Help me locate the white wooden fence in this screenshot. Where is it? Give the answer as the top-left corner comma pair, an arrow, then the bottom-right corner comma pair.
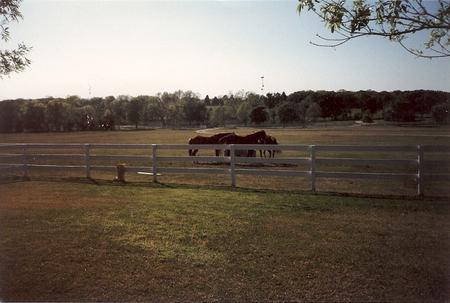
0,143 -> 448,195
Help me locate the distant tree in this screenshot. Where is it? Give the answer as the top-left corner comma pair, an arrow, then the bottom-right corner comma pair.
183,99 -> 207,125
211,96 -> 220,106
209,105 -> 236,127
72,106 -> 87,131
338,90 -> 358,119
148,91 -> 185,127
80,105 -> 96,131
246,92 -> 265,108
46,99 -> 67,131
250,106 -> 268,124
361,110 -> 374,124
405,90 -> 443,119
315,91 -> 337,120
236,101 -> 252,125
287,90 -> 314,104
209,106 -> 227,127
61,101 -> 76,131
358,90 -> 379,115
110,96 -> 128,129
102,109 -> 115,129
431,102 -> 449,124
306,102 -> 322,122
276,102 -> 298,126
223,93 -> 240,117
265,92 -> 287,109
267,107 -> 278,124
161,91 -> 184,126
0,100 -> 23,133
127,97 -> 143,129
148,95 -> 168,127
137,95 -> 151,127
204,95 -> 211,106
297,97 -> 312,123
1,0 -> 32,77
389,100 -> 416,123
23,101 -> 46,132
265,93 -> 278,109
297,0 -> 450,58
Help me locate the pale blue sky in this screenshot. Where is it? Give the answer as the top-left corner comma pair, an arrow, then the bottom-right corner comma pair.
1,0 -> 449,100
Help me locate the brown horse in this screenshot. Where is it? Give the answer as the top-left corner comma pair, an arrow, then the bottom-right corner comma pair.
219,130 -> 267,157
188,132 -> 234,156
258,135 -> 279,158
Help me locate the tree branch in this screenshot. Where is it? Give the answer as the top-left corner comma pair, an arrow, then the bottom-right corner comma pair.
298,0 -> 450,58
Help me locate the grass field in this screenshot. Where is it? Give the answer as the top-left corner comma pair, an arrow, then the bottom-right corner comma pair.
0,125 -> 449,302
1,124 -> 449,146
0,179 -> 448,302
1,124 -> 448,196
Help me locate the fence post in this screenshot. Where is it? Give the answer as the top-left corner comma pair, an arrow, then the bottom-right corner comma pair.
85,144 -> 91,179
230,144 -> 236,187
22,145 -> 29,181
418,145 -> 424,195
310,145 -> 316,191
152,144 -> 158,183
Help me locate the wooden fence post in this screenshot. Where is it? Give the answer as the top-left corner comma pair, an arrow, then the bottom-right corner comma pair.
85,144 -> 91,179
22,145 -> 29,181
152,144 -> 158,183
230,144 -> 236,187
418,145 -> 424,195
310,145 -> 316,191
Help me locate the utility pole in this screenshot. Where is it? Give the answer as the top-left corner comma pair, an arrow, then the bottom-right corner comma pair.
261,76 -> 264,95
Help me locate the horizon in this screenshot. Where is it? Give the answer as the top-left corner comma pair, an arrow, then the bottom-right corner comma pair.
1,87 -> 449,103
1,1 -> 449,100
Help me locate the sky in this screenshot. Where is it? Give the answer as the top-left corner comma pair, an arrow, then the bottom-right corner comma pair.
1,0 -> 449,100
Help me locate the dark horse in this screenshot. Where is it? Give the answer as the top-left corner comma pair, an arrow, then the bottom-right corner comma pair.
188,132 -> 234,156
219,130 -> 267,157
258,135 -> 279,158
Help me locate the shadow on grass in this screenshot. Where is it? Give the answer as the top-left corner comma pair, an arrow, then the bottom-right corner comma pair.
1,173 -> 447,203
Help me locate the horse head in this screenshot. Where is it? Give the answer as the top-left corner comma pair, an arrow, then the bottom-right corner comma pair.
249,130 -> 267,143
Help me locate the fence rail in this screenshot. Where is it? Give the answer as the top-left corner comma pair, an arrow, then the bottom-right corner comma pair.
0,143 -> 449,195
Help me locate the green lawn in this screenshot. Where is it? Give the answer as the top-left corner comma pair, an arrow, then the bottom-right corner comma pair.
0,179 -> 448,302
1,125 -> 448,196
0,125 -> 448,301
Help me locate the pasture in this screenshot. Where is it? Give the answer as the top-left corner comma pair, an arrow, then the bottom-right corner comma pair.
0,125 -> 449,301
1,125 -> 448,196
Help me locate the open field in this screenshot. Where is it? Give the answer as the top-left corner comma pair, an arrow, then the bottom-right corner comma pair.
0,179 -> 448,302
1,124 -> 449,146
0,125 -> 449,301
1,124 -> 449,196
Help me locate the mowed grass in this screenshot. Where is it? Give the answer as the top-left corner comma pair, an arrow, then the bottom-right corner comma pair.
0,125 -> 449,301
0,179 -> 448,302
1,124 -> 448,146
1,125 -> 448,196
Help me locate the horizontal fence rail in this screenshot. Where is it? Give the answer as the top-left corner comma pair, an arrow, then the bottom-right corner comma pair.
0,143 -> 449,195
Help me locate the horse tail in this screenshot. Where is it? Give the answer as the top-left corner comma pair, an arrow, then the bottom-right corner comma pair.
188,137 -> 194,156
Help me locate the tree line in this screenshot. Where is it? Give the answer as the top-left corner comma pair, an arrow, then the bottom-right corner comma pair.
0,89 -> 448,133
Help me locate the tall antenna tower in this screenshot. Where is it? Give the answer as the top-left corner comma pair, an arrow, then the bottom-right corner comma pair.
261,76 -> 264,95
